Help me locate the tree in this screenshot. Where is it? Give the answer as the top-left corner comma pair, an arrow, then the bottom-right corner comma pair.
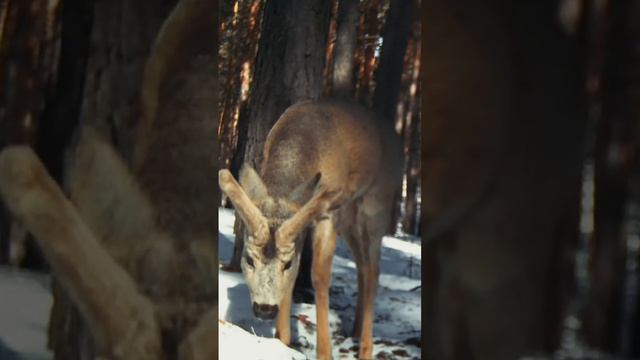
0,0 -> 60,268
330,0 -> 360,98
371,0 -> 415,122
423,1 -> 586,359
224,0 -> 331,282
582,0 -> 640,355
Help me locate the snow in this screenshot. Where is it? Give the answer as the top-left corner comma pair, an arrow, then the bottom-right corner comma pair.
218,208 -> 422,360
0,267 -> 52,360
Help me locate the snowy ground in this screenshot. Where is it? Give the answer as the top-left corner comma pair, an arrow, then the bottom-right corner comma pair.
218,208 -> 422,360
0,267 -> 52,360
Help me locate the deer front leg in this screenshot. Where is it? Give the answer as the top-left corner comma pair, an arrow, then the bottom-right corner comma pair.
275,283 -> 294,345
312,218 -> 337,360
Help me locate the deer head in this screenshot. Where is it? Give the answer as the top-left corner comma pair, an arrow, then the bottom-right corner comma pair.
219,166 -> 339,319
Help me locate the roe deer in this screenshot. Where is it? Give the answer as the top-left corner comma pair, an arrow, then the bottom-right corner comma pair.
0,0 -> 217,358
219,99 -> 402,360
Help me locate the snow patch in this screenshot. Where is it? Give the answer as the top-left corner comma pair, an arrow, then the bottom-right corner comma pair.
218,208 -> 422,359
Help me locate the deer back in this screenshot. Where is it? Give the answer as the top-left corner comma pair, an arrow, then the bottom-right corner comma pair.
260,99 -> 398,204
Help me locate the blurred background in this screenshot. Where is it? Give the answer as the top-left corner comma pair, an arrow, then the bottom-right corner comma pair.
424,0 -> 640,359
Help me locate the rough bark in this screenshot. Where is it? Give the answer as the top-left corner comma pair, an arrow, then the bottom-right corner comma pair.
423,1 -> 586,359
331,0 -> 360,98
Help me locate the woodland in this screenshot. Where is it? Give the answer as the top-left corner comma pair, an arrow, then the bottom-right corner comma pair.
0,0 -> 420,359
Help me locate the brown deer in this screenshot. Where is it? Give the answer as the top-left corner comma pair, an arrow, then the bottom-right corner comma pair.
219,99 -> 402,360
0,0 -> 217,359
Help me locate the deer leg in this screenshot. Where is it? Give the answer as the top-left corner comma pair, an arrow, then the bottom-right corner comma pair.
275,283 -> 294,345
358,255 -> 380,360
312,218 -> 338,360
348,230 -> 365,338
357,197 -> 386,360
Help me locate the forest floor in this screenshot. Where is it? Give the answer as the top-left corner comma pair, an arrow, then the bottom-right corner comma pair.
218,208 -> 422,360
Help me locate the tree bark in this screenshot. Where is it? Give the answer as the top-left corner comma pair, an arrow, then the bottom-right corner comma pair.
331,0 -> 359,98
371,0 -> 415,123
423,1 -> 586,359
583,0 -> 640,354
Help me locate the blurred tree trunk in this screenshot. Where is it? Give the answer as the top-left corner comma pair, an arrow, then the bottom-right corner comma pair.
583,0 -> 640,355
330,0 -> 359,98
628,2 -> 640,355
225,0 -> 331,278
423,1 -> 586,359
583,0 -> 628,346
35,0 -> 93,184
0,0 -> 61,269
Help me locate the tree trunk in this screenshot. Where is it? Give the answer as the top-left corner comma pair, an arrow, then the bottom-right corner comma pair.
331,0 -> 359,98
0,0 -> 60,269
35,0 -> 93,184
423,1 -> 586,359
355,0 -> 383,105
225,0 -> 331,283
371,0 -> 414,123
583,0 -> 640,354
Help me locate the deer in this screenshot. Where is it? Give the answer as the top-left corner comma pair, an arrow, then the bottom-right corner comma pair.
219,99 -> 402,360
0,0 -> 217,359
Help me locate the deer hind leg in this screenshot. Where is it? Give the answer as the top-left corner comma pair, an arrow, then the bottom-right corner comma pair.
312,216 -> 338,360
351,230 -> 381,360
355,194 -> 389,360
275,283 -> 294,345
351,254 -> 366,338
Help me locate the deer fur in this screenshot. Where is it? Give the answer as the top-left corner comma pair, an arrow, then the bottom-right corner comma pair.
0,0 -> 217,358
219,99 -> 402,359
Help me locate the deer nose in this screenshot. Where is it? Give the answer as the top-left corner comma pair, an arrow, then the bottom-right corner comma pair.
252,302 -> 279,319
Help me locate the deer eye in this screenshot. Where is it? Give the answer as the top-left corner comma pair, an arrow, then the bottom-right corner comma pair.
283,260 -> 292,271
245,255 -> 255,268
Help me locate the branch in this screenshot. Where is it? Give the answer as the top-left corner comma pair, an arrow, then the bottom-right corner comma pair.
178,306 -> 218,360
0,146 -> 162,360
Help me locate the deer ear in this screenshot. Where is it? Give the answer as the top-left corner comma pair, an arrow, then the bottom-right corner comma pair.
239,164 -> 268,200
289,172 -> 321,205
